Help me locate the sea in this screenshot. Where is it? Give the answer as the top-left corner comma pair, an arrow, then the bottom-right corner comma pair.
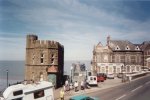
0,60 -> 90,91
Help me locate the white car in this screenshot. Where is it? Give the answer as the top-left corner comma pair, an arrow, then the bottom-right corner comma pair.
87,76 -> 98,86
107,74 -> 115,79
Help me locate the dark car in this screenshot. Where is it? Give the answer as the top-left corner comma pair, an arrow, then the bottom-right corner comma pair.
117,73 -> 123,78
69,95 -> 99,100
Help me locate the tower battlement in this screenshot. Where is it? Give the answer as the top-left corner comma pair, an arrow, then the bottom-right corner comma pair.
26,34 -> 60,49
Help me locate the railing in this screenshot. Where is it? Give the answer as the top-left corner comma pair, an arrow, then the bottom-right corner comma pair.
126,71 -> 147,81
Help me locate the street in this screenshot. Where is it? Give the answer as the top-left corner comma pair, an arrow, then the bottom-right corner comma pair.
86,75 -> 150,100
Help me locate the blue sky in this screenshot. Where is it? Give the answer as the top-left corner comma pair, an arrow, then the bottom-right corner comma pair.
0,0 -> 150,61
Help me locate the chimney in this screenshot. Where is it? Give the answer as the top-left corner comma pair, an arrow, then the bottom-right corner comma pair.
107,35 -> 110,46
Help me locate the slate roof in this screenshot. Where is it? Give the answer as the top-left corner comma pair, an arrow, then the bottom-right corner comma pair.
109,40 -> 141,51
140,41 -> 150,51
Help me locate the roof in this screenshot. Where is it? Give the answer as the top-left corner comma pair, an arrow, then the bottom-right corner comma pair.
24,81 -> 53,94
140,41 -> 150,51
70,95 -> 99,100
109,40 -> 141,51
3,84 -> 25,98
3,81 -> 53,98
70,95 -> 88,100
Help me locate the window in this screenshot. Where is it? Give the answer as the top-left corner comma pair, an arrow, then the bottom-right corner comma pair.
40,53 -> 44,64
34,90 -> 45,99
148,62 -> 150,68
41,53 -> 44,57
125,46 -> 130,50
131,56 -> 136,63
51,54 -> 54,58
126,55 -> 130,63
120,56 -> 125,62
112,55 -> 115,62
13,90 -> 23,96
51,58 -> 54,64
115,45 -> 120,50
135,46 -> 140,50
147,51 -> 150,55
41,58 -> 44,64
12,98 -> 22,100
113,66 -> 116,73
32,54 -> 35,64
116,55 -> 119,62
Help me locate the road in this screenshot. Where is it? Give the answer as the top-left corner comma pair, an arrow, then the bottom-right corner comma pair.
87,75 -> 150,100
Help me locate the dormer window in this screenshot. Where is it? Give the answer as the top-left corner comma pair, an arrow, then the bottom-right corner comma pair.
125,46 -> 130,50
115,45 -> 120,50
135,46 -> 140,50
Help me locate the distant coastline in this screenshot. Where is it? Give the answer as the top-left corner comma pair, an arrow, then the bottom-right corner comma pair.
0,60 -> 91,90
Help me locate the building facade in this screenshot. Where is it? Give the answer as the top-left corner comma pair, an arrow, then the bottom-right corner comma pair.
25,35 -> 64,88
92,36 -> 150,75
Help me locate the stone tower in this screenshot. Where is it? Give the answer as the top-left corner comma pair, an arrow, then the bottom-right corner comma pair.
25,35 -> 64,88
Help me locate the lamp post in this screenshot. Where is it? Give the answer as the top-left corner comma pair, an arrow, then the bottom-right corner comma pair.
86,68 -> 87,80
71,66 -> 73,83
6,70 -> 8,87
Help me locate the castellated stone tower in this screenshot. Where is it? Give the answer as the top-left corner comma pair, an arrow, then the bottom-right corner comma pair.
25,34 -> 64,88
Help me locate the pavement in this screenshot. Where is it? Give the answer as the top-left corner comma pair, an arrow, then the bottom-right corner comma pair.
53,78 -> 122,100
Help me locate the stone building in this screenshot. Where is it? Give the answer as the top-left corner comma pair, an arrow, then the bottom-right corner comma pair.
25,35 -> 64,88
92,36 -> 150,75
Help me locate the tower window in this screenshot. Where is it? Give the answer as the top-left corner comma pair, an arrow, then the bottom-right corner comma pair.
41,53 -> 44,57
32,54 -> 35,64
51,58 -> 54,64
40,53 -> 44,64
51,54 -> 54,58
41,58 -> 44,64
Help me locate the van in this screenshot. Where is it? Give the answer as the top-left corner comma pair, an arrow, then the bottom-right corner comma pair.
87,76 -> 98,86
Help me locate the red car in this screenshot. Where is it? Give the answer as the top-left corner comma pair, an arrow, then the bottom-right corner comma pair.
97,75 -> 105,82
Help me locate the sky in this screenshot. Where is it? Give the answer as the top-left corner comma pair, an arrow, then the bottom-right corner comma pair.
0,0 -> 150,61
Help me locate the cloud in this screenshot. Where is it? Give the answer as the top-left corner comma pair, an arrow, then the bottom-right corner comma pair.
0,0 -> 150,60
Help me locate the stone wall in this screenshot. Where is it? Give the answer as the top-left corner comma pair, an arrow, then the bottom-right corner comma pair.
25,34 -> 64,88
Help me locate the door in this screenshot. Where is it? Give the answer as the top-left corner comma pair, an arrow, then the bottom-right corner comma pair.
48,74 -> 56,87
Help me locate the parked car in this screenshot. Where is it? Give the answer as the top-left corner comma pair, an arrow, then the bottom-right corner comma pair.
117,73 -> 123,78
103,73 -> 107,80
107,74 -> 115,79
87,76 -> 98,86
69,95 -> 99,100
97,76 -> 105,82
97,73 -> 105,82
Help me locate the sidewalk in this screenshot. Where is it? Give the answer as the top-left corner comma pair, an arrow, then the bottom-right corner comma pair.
54,78 -> 122,100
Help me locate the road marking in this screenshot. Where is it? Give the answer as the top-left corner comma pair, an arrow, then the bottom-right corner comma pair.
131,85 -> 143,92
115,94 -> 126,100
145,81 -> 150,85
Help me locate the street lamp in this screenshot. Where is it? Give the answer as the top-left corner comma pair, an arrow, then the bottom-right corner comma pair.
6,70 -> 8,87
71,66 -> 73,83
86,68 -> 87,80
